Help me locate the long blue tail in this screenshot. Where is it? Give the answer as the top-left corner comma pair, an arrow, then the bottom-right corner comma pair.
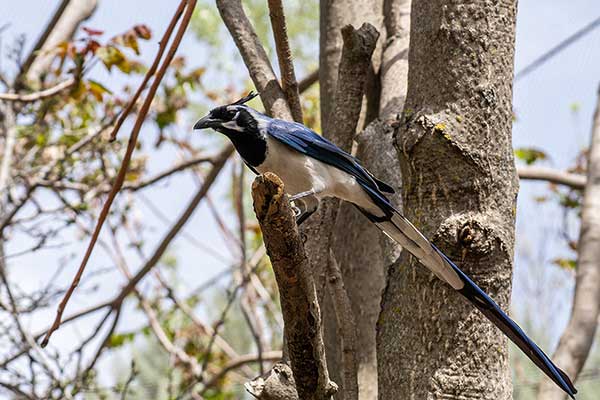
361,202 -> 577,399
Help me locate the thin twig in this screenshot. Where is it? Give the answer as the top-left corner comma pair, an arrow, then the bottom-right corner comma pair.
108,1 -> 187,141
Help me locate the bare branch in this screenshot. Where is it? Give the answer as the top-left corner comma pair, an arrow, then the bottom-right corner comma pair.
0,103 -> 17,202
108,2 -> 187,141
252,172 -> 337,400
216,0 -> 292,120
516,16 -> 600,81
326,251 -> 358,400
517,166 -> 585,190
201,351 -> 282,395
267,0 -> 303,122
298,69 -> 319,93
537,86 -> 600,399
113,144 -> 232,305
0,78 -> 74,102
122,153 -> 216,191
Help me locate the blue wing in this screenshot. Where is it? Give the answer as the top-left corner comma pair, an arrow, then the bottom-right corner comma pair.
266,119 -> 395,194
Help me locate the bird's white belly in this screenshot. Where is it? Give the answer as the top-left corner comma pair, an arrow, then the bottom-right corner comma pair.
255,137 -> 378,213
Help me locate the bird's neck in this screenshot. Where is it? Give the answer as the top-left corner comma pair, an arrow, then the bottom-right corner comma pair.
221,129 -> 267,167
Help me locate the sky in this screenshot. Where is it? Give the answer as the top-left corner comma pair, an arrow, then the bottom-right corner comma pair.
1,0 -> 600,392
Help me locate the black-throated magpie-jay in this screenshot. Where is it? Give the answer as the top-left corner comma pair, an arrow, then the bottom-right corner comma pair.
194,92 -> 577,398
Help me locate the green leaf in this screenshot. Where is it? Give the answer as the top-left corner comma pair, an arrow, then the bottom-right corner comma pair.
552,258 -> 577,270
107,332 -> 135,348
96,45 -> 126,71
155,108 -> 177,129
514,147 -> 547,165
87,79 -> 112,101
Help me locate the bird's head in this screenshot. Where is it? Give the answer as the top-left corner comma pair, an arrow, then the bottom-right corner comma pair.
193,91 -> 262,137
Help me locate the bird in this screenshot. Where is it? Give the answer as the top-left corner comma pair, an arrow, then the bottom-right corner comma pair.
194,91 -> 577,399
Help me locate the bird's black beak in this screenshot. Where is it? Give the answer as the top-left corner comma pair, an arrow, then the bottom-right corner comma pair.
194,115 -> 218,130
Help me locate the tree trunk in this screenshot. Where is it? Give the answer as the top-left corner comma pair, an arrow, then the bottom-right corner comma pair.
378,0 -> 519,398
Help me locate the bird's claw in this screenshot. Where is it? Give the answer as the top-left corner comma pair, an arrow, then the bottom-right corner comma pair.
291,202 -> 302,217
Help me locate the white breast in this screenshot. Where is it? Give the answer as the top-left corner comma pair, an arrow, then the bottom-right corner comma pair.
255,136 -> 379,214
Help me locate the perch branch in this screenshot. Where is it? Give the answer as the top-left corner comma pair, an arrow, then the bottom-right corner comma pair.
252,173 -> 337,400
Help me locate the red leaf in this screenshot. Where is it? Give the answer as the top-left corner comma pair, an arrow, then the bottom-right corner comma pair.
82,26 -> 104,36
133,24 -> 152,40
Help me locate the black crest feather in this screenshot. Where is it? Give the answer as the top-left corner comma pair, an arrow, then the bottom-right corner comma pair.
231,91 -> 259,106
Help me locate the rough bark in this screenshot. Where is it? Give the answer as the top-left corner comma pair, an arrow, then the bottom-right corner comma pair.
252,173 -> 337,400
537,86 -> 600,400
24,0 -> 98,87
378,0 -> 519,398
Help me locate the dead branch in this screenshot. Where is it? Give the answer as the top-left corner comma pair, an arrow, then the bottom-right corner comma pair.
267,0 -> 303,123
41,0 -> 198,347
517,165 -> 586,190
216,0 -> 292,120
252,173 -> 337,400
537,86 -> 600,399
